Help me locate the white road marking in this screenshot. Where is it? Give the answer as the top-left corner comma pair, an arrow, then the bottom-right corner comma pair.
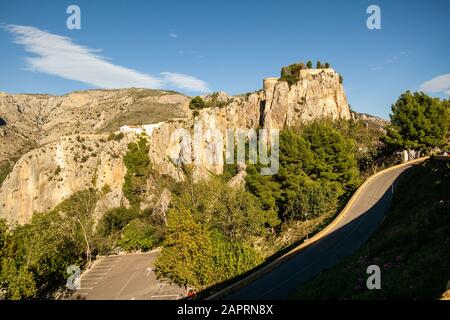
114,270 -> 138,300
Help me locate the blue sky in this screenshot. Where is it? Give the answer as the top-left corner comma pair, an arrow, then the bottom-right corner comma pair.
0,0 -> 449,119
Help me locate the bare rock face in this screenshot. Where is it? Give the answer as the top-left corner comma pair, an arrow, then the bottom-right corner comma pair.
263,69 -> 351,130
0,69 -> 351,224
228,163 -> 247,189
0,89 -> 189,165
146,68 -> 351,182
0,134 -> 134,224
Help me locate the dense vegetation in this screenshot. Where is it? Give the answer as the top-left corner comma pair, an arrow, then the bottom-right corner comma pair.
0,118 -> 388,298
154,120 -> 368,290
155,177 -> 265,289
189,92 -> 231,115
0,189 -> 98,299
0,190 -> 163,299
292,159 -> 450,299
245,121 -> 360,226
123,136 -> 152,207
280,60 -> 332,85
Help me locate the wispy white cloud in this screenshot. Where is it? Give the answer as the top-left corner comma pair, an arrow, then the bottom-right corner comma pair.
160,72 -> 210,92
369,52 -> 409,71
3,24 -> 209,93
419,73 -> 450,95
168,33 -> 178,38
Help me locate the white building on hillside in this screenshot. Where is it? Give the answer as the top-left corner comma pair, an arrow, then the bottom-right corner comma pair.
119,122 -> 163,137
120,125 -> 144,135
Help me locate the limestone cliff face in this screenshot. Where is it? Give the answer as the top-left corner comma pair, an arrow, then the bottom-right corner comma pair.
262,68 -> 350,129
0,89 -> 189,165
147,68 -> 350,181
0,68 -> 351,224
0,134 -> 134,224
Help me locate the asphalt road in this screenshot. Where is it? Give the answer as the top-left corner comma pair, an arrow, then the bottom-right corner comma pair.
225,161 -> 421,300
71,251 -> 185,300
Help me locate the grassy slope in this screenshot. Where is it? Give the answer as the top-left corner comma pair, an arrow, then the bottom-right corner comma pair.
291,159 -> 450,299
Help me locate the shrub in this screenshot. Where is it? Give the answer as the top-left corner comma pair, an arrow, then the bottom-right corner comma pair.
108,132 -> 125,141
280,62 -> 306,86
97,207 -> 140,237
122,137 -> 151,207
189,96 -> 207,110
118,219 -> 156,251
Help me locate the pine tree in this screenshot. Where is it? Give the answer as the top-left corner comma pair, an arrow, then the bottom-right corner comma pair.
384,91 -> 448,150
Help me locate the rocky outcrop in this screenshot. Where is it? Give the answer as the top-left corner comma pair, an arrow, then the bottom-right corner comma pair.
0,89 -> 189,165
263,68 -> 350,129
0,134 -> 135,224
0,68 -> 352,224
147,68 -> 350,181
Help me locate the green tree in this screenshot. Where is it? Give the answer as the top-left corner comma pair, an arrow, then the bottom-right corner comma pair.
97,207 -> 140,237
246,122 -> 360,224
0,210 -> 81,298
173,177 -> 267,242
302,121 -> 360,189
316,61 -> 322,69
189,96 -> 207,110
384,91 -> 448,151
123,137 -> 151,207
118,219 -> 156,251
211,234 -> 262,283
154,208 -> 214,289
52,189 -> 98,266
280,62 -> 306,86
0,258 -> 37,300
324,62 -> 330,68
306,61 -> 313,69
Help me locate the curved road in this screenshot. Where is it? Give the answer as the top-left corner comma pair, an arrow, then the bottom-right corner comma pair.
222,159 -> 425,300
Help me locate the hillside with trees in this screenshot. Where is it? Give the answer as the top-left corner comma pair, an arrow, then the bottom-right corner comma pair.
0,90 -> 448,299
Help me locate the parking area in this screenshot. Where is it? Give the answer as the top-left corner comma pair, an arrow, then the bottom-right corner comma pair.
71,251 -> 185,300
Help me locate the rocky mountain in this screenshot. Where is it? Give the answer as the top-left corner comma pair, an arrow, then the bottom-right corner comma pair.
0,68 -> 351,224
0,88 -> 190,166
